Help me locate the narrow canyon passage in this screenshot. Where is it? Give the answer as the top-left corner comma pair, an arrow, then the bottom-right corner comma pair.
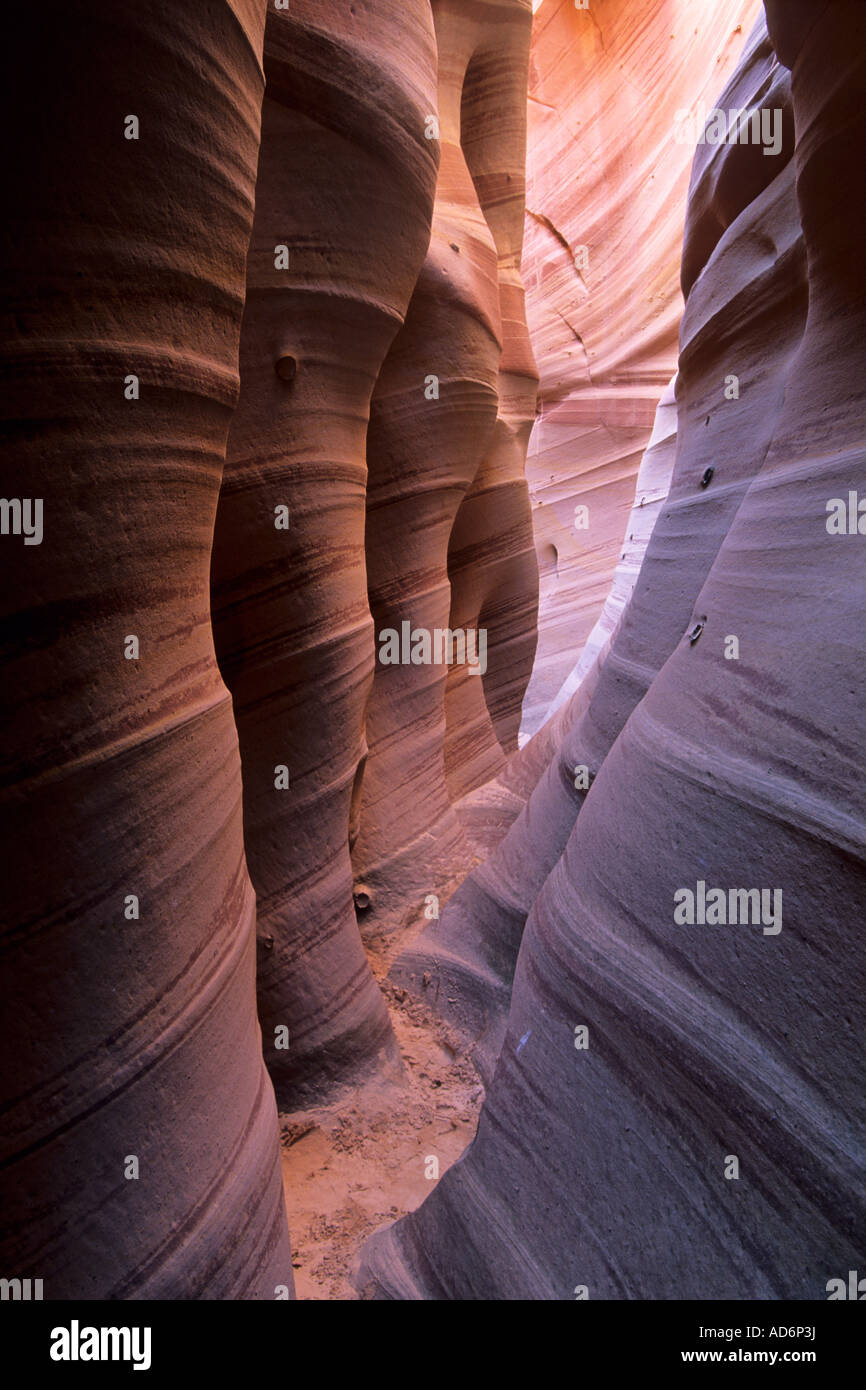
1,0 -> 863,1311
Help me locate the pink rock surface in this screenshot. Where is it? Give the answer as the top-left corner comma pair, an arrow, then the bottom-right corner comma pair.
211,1 -> 440,1104
0,1 -> 293,1298
358,2 -> 865,1299
352,0 -> 539,939
521,0 -> 763,734
4,0 -> 863,1307
391,14 -> 805,1075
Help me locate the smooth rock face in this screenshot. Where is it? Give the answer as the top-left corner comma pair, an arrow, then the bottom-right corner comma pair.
393,13 -> 805,1075
521,0 -> 763,736
358,2 -> 866,1299
390,374 -> 681,1079
441,0 -> 540,784
545,374 -> 680,725
4,0 -> 862,1308
0,2 -> 293,1298
211,2 -> 439,1103
351,0 -> 539,938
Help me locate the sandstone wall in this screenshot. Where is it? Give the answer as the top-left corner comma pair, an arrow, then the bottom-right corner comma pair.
0,1 -> 293,1298
211,0 -> 440,1108
352,0 -> 540,943
358,1 -> 866,1299
4,0 -> 861,1307
522,0 -> 763,734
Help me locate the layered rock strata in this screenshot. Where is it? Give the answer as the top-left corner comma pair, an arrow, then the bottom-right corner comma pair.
359,1 -> 865,1298
392,14 -> 804,1076
211,1 -> 439,1102
351,0 -> 539,940
0,1 -> 293,1298
521,0 -> 763,735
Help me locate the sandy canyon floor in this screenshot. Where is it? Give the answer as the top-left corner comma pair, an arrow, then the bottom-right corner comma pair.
279,916 -> 484,1299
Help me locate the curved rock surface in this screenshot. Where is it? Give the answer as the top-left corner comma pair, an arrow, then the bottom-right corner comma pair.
545,373 -> 679,724
521,0 -> 763,735
358,1 -> 865,1298
4,0 -> 863,1308
442,0 -> 540,785
392,13 -> 805,1074
0,1 -> 293,1298
351,0 -> 539,941
211,1 -> 439,1103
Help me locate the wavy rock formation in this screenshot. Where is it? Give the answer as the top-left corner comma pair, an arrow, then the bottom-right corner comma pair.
351,0 -> 539,939
545,374 -> 679,723
4,0 -> 862,1308
390,372 -> 681,1076
211,1 -> 439,1103
442,0 -> 540,787
0,2 -> 293,1298
358,0 -> 865,1298
392,13 -> 804,1074
521,0 -> 763,735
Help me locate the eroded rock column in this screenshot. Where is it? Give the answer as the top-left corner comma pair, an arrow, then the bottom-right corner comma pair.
0,1 -> 293,1298
211,1 -> 439,1103
442,0 -> 540,799
351,0 -> 537,938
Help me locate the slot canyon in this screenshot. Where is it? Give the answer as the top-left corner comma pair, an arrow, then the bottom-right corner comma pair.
1,0 -> 863,1309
